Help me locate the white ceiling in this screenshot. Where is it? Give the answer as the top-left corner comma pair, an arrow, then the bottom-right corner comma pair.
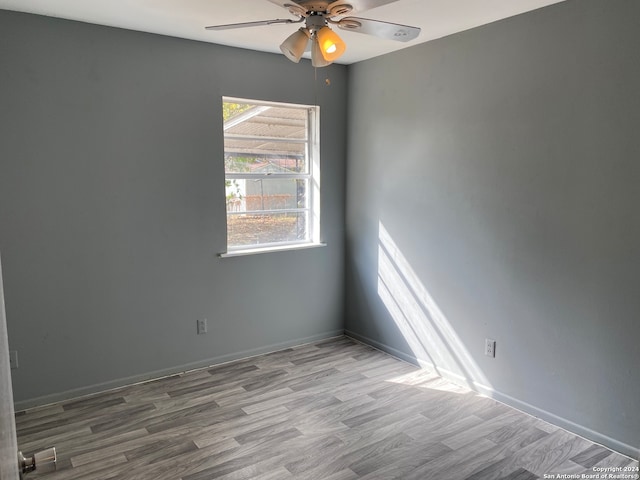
0,0 -> 567,64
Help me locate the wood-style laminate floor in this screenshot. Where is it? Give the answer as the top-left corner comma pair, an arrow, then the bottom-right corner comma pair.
16,336 -> 638,480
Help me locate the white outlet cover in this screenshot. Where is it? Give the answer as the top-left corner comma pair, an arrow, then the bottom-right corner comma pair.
485,339 -> 496,357
197,319 -> 207,334
9,350 -> 18,369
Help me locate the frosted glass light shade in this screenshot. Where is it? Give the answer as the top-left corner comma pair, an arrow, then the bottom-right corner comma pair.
315,26 -> 346,62
280,28 -> 311,63
311,37 -> 332,67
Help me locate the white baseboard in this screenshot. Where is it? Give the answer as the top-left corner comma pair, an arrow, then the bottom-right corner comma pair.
15,329 -> 345,412
345,330 -> 639,460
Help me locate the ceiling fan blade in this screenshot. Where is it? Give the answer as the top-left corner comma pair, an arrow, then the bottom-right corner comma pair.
328,0 -> 400,15
265,0 -> 310,11
266,0 -> 400,14
337,17 -> 420,42
205,18 -> 300,31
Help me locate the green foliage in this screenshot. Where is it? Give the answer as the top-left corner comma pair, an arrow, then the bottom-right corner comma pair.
222,102 -> 252,122
225,155 -> 254,173
225,179 -> 243,209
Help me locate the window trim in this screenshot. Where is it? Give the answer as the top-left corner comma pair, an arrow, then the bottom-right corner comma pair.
220,97 -> 321,255
218,242 -> 326,258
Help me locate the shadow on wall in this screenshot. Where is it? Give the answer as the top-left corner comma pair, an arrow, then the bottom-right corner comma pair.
377,221 -> 491,391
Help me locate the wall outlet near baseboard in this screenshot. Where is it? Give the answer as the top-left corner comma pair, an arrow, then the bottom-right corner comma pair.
9,350 -> 18,369
197,319 -> 207,335
485,339 -> 496,358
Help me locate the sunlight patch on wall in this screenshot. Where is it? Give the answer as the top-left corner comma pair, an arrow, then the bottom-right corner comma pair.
377,221 -> 491,390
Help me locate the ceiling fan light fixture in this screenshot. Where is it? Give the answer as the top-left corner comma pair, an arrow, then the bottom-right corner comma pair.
279,27 -> 311,63
315,26 -> 346,62
311,36 -> 332,67
205,1 -> 420,67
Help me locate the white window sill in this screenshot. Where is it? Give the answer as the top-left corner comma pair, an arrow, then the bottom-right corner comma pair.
219,242 -> 326,258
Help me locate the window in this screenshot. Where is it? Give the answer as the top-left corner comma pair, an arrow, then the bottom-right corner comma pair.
222,97 -> 321,254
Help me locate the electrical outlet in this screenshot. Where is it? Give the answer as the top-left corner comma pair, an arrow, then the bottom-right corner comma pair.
197,319 -> 207,335
9,350 -> 18,369
485,339 -> 496,358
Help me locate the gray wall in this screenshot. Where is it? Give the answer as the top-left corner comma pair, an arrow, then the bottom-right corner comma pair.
0,10 -> 347,407
345,0 -> 639,457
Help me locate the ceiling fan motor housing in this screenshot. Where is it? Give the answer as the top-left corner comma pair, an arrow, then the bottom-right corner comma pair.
287,1 -> 333,11
286,0 -> 353,16
305,14 -> 328,33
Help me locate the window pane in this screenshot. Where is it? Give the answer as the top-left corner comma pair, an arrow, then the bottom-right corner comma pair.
223,101 -> 309,175
226,178 -> 307,213
224,154 -> 307,174
227,212 -> 308,248
224,138 -> 306,158
224,105 -> 307,139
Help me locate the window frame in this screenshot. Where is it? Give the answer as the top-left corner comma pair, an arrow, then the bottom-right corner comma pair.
220,97 -> 322,256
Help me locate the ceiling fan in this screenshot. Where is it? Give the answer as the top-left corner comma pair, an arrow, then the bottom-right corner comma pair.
205,0 -> 421,67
